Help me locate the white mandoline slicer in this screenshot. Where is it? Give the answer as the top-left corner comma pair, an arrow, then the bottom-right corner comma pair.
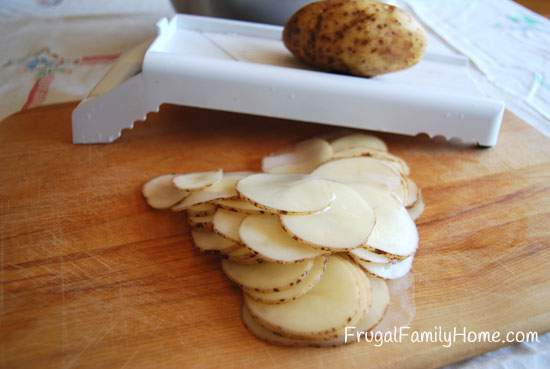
72,14 -> 505,146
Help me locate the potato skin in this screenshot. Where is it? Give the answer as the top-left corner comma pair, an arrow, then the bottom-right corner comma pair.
283,0 -> 427,77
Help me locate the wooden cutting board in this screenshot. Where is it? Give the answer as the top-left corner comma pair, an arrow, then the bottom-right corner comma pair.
1,103 -> 549,369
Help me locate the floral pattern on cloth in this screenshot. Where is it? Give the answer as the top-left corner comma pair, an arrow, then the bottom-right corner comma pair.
0,13 -> 165,122
3,48 -> 119,110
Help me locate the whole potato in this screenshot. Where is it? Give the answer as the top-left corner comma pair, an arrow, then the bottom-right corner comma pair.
283,0 -> 427,77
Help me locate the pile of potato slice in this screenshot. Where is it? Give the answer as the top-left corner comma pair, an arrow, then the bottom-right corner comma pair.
142,133 -> 424,346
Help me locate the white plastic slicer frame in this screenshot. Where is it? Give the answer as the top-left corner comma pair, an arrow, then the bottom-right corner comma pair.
72,14 -> 505,146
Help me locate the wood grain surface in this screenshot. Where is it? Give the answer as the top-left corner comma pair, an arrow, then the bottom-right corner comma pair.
516,0 -> 550,16
1,103 -> 549,369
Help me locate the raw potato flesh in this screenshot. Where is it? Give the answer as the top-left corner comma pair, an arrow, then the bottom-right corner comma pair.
172,170 -> 223,191
236,173 -> 335,214
245,256 -> 363,339
222,258 -> 314,291
226,246 -> 260,264
262,138 -> 333,174
280,182 -> 375,250
143,131 -> 423,347
242,272 -> 389,346
172,172 -> 252,211
188,214 -> 214,228
349,262 -> 372,324
189,223 -> 213,231
312,157 -> 408,204
355,255 -> 414,280
350,247 -> 391,264
142,174 -> 189,209
239,215 -> 326,263
354,276 -> 390,332
408,189 -> 425,221
212,209 -> 248,243
405,178 -> 419,208
242,305 -> 347,347
350,184 -> 418,257
245,256 -> 327,304
215,199 -> 267,215
331,133 -> 388,153
191,229 -> 238,253
187,203 -> 217,217
332,147 -> 410,175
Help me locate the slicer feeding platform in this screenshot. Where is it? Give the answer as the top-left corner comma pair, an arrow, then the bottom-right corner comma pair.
72,14 -> 504,146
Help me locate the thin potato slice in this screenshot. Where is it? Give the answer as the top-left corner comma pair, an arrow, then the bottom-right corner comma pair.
172,172 -> 252,211
142,174 -> 189,209
187,203 -> 217,217
172,170 -> 223,191
348,261 -> 372,323
408,189 -> 425,221
332,147 -> 410,175
280,182 -> 375,250
405,178 -> 418,208
342,271 -> 389,340
189,223 -> 213,231
349,247 -> 391,264
222,258 -> 314,291
226,246 -> 261,264
350,184 -> 418,257
239,215 -> 326,263
245,256 -> 362,339
188,214 -> 214,228
236,173 -> 335,214
354,255 -> 414,280
215,199 -> 267,215
243,271 -> 389,347
191,229 -> 238,253
356,277 -> 390,331
364,248 -> 409,262
187,203 -> 216,212
330,133 -> 388,153
244,256 -> 327,304
262,138 -> 333,174
212,209 -> 247,243
312,157 -> 407,204
242,305 -> 348,347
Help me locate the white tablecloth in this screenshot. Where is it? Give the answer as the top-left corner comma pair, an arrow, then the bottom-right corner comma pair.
0,1 -> 548,368
406,0 -> 550,136
0,0 -> 173,120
